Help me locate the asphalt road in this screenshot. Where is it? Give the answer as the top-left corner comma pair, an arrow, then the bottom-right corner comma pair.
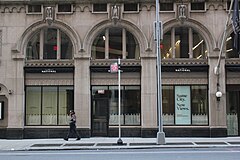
0,148 -> 240,160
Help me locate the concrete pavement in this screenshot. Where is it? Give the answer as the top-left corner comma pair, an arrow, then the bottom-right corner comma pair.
1,137 -> 240,151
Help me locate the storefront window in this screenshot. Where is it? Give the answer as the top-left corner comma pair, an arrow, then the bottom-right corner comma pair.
26,28 -> 73,60
161,27 -> 207,59
25,86 -> 74,126
26,87 -> 41,125
226,85 -> 240,136
162,85 -> 208,125
91,85 -> 141,126
91,28 -> 140,60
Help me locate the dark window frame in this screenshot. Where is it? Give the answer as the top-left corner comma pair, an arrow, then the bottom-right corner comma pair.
190,2 -> 206,11
27,4 -> 42,14
57,4 -> 73,14
92,3 -> 108,13
123,3 -> 139,13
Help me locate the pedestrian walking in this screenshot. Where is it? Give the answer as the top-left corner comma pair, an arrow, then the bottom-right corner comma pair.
64,110 -> 81,141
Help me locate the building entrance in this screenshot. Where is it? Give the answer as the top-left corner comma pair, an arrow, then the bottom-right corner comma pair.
91,98 -> 109,136
226,86 -> 240,136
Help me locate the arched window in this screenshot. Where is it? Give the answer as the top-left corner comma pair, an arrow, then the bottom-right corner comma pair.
226,32 -> 240,58
26,28 -> 73,60
91,27 -> 140,59
161,27 -> 207,59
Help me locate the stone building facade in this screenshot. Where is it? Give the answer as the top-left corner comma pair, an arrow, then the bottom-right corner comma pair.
0,0 -> 239,139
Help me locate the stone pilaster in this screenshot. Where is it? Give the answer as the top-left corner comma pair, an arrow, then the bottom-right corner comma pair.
208,50 -> 227,136
74,57 -> 91,131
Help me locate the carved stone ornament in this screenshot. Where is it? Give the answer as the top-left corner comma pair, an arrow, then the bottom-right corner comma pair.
111,5 -> 120,24
45,7 -> 54,25
178,4 -> 187,23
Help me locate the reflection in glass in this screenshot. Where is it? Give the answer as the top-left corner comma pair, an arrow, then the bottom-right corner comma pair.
43,28 -> 57,59
109,28 -> 122,59
91,31 -> 105,59
91,28 -> 139,60
58,86 -> 74,125
161,27 -> 207,59
42,87 -> 57,125
26,32 -> 40,60
26,87 -> 41,125
61,31 -> 73,59
26,28 -> 73,60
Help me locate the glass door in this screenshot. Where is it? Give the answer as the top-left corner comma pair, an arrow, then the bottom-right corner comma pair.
92,98 -> 109,136
226,86 -> 240,136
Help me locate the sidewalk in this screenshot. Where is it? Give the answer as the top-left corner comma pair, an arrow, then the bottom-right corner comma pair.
1,137 -> 240,151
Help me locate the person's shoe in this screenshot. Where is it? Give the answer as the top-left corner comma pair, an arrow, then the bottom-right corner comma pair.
76,138 -> 81,140
64,138 -> 68,141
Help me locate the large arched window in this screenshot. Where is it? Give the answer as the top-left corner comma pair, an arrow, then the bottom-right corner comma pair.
26,28 -> 73,60
161,27 -> 207,59
91,27 -> 140,59
226,32 -> 240,58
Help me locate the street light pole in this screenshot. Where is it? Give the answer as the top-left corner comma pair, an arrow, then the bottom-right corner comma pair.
155,0 -> 165,145
117,58 -> 123,145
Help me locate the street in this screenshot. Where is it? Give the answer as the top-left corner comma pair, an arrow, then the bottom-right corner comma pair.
0,148 -> 240,160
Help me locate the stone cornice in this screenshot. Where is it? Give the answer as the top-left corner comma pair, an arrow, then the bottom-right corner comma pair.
90,59 -> 141,67
25,60 -> 74,67
226,59 -> 240,66
162,59 -> 208,66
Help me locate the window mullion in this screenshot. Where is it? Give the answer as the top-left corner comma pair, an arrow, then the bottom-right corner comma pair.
40,29 -> 44,59
171,28 -> 175,58
105,28 -> 109,59
122,28 -> 126,59
57,29 -> 61,59
189,28 -> 193,58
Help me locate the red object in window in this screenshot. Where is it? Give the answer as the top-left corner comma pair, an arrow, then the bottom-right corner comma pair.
160,44 -> 164,49
53,45 -> 58,51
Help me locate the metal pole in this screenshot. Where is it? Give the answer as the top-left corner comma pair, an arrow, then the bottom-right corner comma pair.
117,58 -> 123,145
156,0 -> 165,145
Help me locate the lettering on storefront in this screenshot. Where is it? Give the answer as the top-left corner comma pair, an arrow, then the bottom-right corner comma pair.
175,86 -> 191,125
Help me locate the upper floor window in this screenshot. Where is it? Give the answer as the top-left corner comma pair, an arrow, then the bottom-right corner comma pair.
93,3 -> 107,13
226,32 -> 240,58
27,5 -> 42,13
57,4 -> 72,13
26,28 -> 73,60
191,2 -> 205,11
160,3 -> 174,11
161,27 -> 207,59
91,27 -> 140,60
124,3 -> 139,12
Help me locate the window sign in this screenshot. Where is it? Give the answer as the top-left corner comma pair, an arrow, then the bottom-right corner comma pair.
0,102 -> 3,120
175,86 -> 191,125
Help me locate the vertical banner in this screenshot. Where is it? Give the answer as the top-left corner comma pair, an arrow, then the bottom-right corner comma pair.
175,86 -> 191,125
